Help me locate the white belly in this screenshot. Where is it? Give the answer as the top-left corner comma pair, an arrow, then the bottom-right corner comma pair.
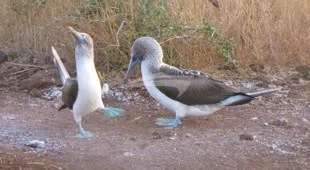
73,62 -> 103,117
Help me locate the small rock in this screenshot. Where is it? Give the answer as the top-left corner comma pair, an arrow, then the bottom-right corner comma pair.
25,140 -> 45,148
301,139 -> 310,146
239,134 -> 254,141
129,137 -> 137,141
302,118 -> 309,124
54,103 -> 59,109
270,144 -> 278,150
41,86 -> 62,100
219,155 -> 227,158
185,133 -> 192,138
263,122 -> 269,126
29,89 -> 42,98
168,137 -> 176,140
290,74 -> 300,84
251,117 -> 258,121
243,82 -> 253,88
0,51 -> 7,63
2,115 -> 16,120
194,142 -> 201,146
295,65 -> 310,80
123,152 -> 135,156
116,96 -> 123,102
209,0 -> 219,8
114,91 -> 123,97
126,94 -> 133,101
271,118 -> 288,127
101,83 -> 109,96
152,131 -> 161,139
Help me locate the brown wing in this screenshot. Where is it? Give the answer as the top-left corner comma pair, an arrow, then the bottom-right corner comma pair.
60,78 -> 78,110
154,65 -> 238,106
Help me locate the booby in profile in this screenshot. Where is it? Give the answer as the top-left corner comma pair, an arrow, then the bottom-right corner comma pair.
124,37 -> 280,128
52,27 -> 124,138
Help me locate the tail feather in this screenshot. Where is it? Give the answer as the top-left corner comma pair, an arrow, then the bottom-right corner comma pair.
246,88 -> 282,98
52,46 -> 70,85
222,88 -> 281,106
222,93 -> 254,106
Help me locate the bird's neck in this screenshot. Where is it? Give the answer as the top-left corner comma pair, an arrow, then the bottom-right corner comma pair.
141,58 -> 162,74
75,52 -> 99,85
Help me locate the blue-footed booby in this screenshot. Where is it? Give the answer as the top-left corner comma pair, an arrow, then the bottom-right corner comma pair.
52,27 -> 124,138
124,37 -> 280,128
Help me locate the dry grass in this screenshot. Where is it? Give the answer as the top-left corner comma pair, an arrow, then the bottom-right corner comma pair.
0,0 -> 309,75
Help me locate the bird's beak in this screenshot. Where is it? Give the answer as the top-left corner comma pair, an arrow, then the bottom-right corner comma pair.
124,56 -> 144,83
68,27 -> 82,41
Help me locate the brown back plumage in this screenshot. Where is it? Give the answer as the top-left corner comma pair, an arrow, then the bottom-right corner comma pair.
154,64 -> 238,105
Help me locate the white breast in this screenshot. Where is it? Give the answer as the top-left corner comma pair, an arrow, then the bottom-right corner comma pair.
141,63 -> 179,111
73,60 -> 103,117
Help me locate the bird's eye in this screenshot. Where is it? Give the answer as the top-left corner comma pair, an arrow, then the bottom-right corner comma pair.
82,35 -> 86,39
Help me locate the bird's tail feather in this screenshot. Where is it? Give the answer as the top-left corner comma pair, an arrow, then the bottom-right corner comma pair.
52,46 -> 70,85
246,88 -> 282,98
101,107 -> 125,118
222,93 -> 254,106
222,88 -> 281,106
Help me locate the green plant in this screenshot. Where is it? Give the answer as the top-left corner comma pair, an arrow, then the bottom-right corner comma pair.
203,23 -> 235,65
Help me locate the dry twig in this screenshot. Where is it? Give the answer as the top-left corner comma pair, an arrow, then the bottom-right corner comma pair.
6,62 -> 45,69
108,21 -> 125,47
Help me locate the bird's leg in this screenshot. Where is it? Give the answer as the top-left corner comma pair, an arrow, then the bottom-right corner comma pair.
98,107 -> 125,118
76,121 -> 93,138
155,116 -> 182,128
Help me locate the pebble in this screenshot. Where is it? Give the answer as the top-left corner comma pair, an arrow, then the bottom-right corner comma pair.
251,117 -> 258,121
243,82 -> 253,88
185,133 -> 192,138
168,137 -> 176,140
152,131 -> 161,140
2,115 -> 16,120
29,89 -> 42,98
123,152 -> 135,156
0,51 -> 7,63
129,137 -> 137,141
239,134 -> 254,141
301,139 -> 310,146
101,83 -> 109,95
271,118 -> 288,127
25,140 -> 45,148
54,103 -> 59,109
41,86 -> 62,100
302,118 -> 309,124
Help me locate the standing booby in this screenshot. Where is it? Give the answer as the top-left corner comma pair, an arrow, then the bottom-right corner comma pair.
124,37 -> 280,128
52,27 -> 124,138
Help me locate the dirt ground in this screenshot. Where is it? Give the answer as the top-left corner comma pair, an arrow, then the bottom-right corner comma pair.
0,67 -> 310,170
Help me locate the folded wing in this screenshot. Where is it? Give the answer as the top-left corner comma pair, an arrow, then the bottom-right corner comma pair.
154,65 -> 253,106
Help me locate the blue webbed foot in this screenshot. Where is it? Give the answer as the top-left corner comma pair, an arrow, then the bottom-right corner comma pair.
76,130 -> 93,138
155,117 -> 182,128
76,121 -> 93,138
101,107 -> 125,118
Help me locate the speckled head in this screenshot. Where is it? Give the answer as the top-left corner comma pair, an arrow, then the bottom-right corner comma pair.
130,37 -> 163,60
69,27 -> 94,59
124,37 -> 163,83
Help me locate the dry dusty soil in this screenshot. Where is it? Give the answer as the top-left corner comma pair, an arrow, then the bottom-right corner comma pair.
0,68 -> 310,170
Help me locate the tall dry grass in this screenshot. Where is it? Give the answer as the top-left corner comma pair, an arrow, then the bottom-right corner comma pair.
0,0 -> 309,75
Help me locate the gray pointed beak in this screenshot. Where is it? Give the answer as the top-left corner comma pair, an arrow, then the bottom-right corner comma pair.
68,27 -> 82,41
124,56 -> 144,83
